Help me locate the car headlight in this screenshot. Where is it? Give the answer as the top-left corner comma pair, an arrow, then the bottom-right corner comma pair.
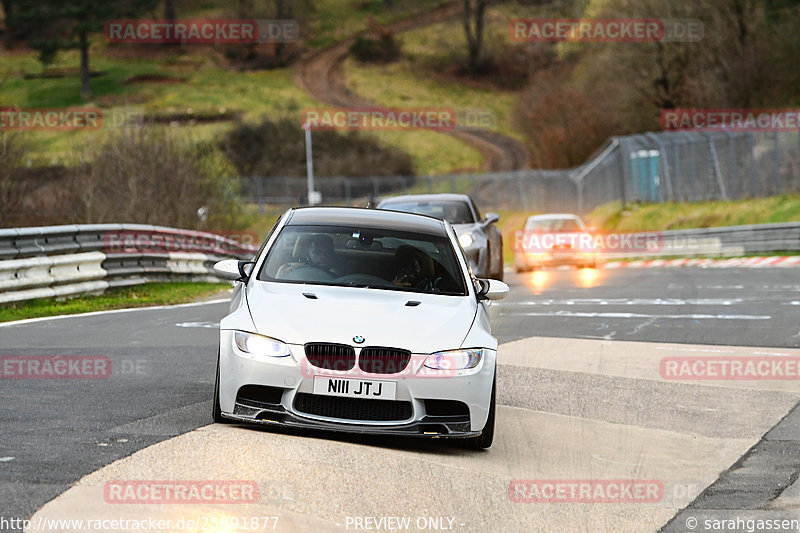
458,232 -> 474,248
423,349 -> 482,370
234,331 -> 291,357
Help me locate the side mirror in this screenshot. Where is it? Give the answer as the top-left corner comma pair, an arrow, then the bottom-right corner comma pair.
484,212 -> 500,226
476,278 -> 509,301
213,259 -> 254,282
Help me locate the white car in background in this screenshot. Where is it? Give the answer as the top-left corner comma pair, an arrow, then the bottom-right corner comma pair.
514,213 -> 598,271
212,207 -> 509,449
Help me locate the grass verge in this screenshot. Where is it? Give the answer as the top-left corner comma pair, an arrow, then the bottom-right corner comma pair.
587,195 -> 800,232
0,282 -> 230,323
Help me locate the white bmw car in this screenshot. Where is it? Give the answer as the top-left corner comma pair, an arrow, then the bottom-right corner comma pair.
212,207 -> 509,448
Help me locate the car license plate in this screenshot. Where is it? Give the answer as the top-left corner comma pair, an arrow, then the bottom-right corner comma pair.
312,377 -> 396,400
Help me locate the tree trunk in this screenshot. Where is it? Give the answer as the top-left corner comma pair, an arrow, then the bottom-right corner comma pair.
1,0 -> 12,23
79,29 -> 91,99
164,0 -> 175,21
463,0 -> 488,76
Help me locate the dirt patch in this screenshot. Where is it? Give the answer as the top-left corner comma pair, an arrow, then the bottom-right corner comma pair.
126,74 -> 186,85
23,68 -> 106,79
145,109 -> 241,124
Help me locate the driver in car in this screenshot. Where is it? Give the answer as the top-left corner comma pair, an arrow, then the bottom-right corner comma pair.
392,245 -> 439,290
278,234 -> 340,278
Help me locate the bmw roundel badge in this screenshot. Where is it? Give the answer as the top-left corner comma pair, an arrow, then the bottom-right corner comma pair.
353,335 -> 365,344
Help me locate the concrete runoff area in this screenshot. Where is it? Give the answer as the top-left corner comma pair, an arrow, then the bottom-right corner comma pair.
27,336 -> 800,533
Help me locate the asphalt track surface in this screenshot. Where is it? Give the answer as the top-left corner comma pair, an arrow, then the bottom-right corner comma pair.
1,266 -> 799,531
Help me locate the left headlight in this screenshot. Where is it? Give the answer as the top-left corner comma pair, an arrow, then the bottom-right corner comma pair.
458,232 -> 474,249
234,331 -> 291,357
423,349 -> 482,370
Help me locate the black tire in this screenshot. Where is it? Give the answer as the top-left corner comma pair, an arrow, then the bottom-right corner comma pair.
490,238 -> 504,281
464,375 -> 496,449
212,350 -> 231,424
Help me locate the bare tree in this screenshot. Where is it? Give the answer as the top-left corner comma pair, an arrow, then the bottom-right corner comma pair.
463,0 -> 489,76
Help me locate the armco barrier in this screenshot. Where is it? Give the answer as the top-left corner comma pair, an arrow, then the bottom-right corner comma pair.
0,224 -> 258,304
598,222 -> 800,261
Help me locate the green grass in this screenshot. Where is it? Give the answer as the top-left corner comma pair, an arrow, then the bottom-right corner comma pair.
2,43 -> 324,165
0,282 -> 230,323
306,0 -> 449,48
587,195 -> 800,232
337,1 -> 566,174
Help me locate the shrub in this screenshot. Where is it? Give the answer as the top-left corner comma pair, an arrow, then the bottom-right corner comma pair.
220,117 -> 414,178
66,127 -> 245,228
350,33 -> 401,63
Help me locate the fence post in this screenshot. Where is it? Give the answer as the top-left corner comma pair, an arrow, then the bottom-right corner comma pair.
688,134 -> 698,201
518,175 -> 529,211
727,132 -> 737,199
773,131 -> 781,194
256,177 -> 264,213
706,133 -> 727,200
617,137 -> 629,207
748,133 -> 756,198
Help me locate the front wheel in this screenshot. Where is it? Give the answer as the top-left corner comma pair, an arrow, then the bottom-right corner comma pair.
464,375 -> 495,449
212,350 -> 231,424
490,238 -> 504,281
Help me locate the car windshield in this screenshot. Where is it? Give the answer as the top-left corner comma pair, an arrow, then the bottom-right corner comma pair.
258,224 -> 468,296
382,200 -> 475,224
527,218 -> 583,231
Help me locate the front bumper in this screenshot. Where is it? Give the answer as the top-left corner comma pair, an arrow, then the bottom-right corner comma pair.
218,330 -> 495,437
223,403 -> 477,438
521,251 -> 597,268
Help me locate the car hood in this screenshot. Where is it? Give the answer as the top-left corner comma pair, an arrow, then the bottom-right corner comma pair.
246,282 -> 477,353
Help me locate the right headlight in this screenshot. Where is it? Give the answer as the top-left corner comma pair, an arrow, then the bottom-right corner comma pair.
458,232 -> 475,249
423,349 -> 482,370
234,331 -> 291,357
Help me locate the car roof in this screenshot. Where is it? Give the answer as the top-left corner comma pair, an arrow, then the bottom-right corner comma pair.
286,206 -> 448,236
379,193 -> 472,204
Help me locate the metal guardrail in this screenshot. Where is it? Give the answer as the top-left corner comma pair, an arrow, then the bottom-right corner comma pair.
597,222 -> 800,261
1,221 -> 796,304
0,224 -> 258,304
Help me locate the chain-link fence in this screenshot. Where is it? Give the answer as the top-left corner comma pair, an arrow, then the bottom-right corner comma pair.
243,129 -> 800,214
